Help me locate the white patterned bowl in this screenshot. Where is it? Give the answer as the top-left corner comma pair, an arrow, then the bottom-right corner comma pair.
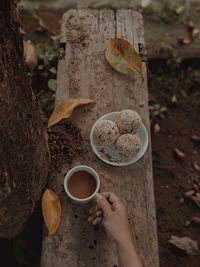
90,112 -> 148,166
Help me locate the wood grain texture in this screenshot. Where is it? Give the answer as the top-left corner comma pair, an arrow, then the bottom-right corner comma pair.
41,9 -> 159,267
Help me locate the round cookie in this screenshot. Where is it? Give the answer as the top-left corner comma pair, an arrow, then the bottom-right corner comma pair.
116,134 -> 141,158
93,120 -> 119,146
116,109 -> 142,134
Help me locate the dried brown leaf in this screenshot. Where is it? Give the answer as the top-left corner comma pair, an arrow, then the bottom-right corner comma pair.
184,190 -> 195,198
192,29 -> 199,38
175,6 -> 184,15
23,41 -> 38,71
184,220 -> 191,227
191,194 -> 200,207
154,123 -> 160,134
18,19 -> 27,35
168,236 -> 198,255
42,189 -> 61,235
192,183 -> 200,192
183,28 -> 199,44
50,35 -> 61,41
106,38 -> 142,77
48,98 -> 94,128
191,216 -> 200,225
188,21 -> 195,31
192,162 -> 200,172
191,135 -> 200,142
173,148 -> 186,161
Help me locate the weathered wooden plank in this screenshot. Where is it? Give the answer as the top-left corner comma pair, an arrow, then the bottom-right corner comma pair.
41,9 -> 159,267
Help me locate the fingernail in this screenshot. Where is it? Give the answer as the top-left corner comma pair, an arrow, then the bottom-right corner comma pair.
88,217 -> 92,222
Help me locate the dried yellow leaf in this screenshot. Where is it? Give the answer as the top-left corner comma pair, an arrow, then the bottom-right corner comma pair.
48,98 -> 94,128
42,189 -> 61,235
106,38 -> 142,76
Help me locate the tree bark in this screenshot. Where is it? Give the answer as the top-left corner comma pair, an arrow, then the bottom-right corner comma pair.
0,0 -> 50,238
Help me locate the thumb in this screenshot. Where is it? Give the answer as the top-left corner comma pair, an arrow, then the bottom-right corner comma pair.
95,193 -> 112,218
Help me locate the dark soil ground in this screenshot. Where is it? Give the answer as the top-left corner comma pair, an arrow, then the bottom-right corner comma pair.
149,58 -> 200,267
152,108 -> 200,267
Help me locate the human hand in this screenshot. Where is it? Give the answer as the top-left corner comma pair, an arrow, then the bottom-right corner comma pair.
88,192 -> 133,244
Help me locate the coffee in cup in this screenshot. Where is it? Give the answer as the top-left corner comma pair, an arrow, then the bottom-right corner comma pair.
64,165 -> 100,204
67,170 -> 96,199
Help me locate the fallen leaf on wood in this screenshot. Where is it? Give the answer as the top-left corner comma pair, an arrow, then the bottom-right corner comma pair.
154,123 -> 160,134
106,38 -> 142,77
191,135 -> 200,142
175,6 -> 184,15
191,216 -> 200,225
48,98 -> 94,128
183,28 -> 199,44
168,236 -> 198,255
42,189 -> 61,235
23,41 -> 38,71
173,148 -> 186,161
192,162 -> 200,172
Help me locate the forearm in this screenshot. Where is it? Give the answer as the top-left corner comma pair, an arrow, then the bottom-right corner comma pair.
117,238 -> 143,267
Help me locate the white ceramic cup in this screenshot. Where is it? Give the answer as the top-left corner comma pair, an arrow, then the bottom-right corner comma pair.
64,165 -> 100,205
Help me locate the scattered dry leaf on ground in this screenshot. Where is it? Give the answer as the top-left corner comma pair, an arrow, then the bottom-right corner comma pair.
50,35 -> 61,41
183,29 -> 199,44
23,41 -> 38,71
175,6 -> 184,15
48,98 -> 94,128
168,236 -> 198,255
42,189 -> 61,235
106,38 -> 142,77
18,19 -> 27,35
191,216 -> 200,225
173,148 -> 186,161
154,123 -> 160,134
141,0 -> 151,8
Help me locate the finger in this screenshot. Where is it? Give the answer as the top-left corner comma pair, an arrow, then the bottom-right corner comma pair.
92,217 -> 102,225
95,194 -> 112,217
101,192 -> 121,204
89,204 -> 98,214
88,210 -> 103,222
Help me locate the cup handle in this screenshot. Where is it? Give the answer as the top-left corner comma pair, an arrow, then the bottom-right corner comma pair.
94,192 -> 102,200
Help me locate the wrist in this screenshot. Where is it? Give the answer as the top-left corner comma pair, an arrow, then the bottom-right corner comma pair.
115,232 -> 134,248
